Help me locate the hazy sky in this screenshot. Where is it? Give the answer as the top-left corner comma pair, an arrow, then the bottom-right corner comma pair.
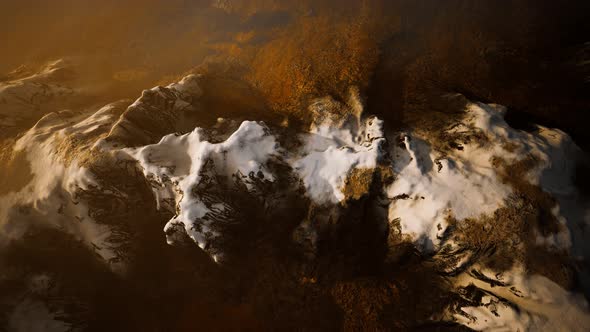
0,1 -> 214,73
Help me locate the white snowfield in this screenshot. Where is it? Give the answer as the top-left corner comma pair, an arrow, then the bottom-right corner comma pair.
123,90 -> 590,329
127,120 -> 278,253
126,95 -> 581,254
388,129 -> 511,250
291,115 -> 385,204
2,72 -> 590,330
0,104 -> 119,263
453,266 -> 590,331
126,110 -> 386,256
387,102 -> 580,251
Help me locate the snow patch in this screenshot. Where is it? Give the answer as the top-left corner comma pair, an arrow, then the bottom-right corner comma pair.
127,121 -> 277,250
453,266 -> 590,331
387,104 -> 511,249
0,106 -> 118,264
292,115 -> 385,204
387,102 -> 580,250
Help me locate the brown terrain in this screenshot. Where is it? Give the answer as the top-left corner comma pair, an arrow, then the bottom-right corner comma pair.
1,1 -> 589,331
